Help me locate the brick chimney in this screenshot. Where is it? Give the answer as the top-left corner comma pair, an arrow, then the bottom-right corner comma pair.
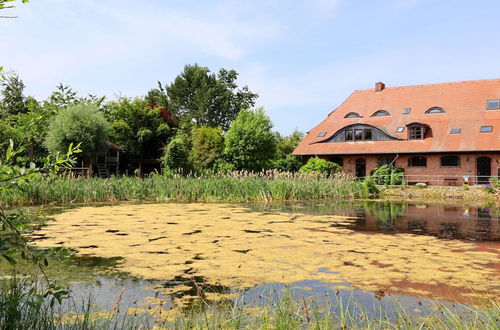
375,82 -> 385,92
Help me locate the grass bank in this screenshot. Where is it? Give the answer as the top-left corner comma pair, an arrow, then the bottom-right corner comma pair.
0,172 -> 377,207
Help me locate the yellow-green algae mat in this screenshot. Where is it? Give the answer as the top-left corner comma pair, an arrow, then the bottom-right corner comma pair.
34,203 -> 499,303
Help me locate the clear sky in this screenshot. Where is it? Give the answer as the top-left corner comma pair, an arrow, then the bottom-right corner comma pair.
2,0 -> 500,134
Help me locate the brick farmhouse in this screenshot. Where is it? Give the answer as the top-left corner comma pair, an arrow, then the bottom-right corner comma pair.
293,79 -> 500,185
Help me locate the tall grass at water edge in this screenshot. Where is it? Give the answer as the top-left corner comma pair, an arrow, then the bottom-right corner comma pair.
1,276 -> 498,329
0,171 -> 377,207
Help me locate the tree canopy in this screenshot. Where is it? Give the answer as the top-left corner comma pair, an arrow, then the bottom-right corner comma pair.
105,97 -> 171,161
45,104 -> 109,160
0,74 -> 27,116
224,108 -> 276,171
167,64 -> 258,131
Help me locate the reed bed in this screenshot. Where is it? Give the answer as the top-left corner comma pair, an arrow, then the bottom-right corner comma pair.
0,171 -> 375,207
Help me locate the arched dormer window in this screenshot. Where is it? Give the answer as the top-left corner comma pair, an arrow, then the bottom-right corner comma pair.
425,107 -> 445,114
406,122 -> 429,140
344,112 -> 362,118
371,110 -> 390,117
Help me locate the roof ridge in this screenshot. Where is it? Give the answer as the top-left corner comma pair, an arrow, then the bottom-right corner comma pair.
357,77 -> 500,92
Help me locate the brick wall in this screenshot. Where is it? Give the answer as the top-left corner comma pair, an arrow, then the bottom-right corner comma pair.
322,153 -> 500,185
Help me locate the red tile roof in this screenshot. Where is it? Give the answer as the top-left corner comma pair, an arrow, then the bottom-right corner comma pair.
293,79 -> 500,155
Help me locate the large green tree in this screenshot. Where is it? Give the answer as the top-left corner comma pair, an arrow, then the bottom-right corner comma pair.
105,97 -> 171,161
45,104 -> 109,162
224,108 -> 276,171
167,64 -> 258,130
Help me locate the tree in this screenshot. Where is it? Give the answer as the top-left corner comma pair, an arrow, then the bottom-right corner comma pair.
146,81 -> 169,108
224,108 -> 276,171
190,126 -> 224,170
272,129 -> 305,172
161,133 -> 191,173
275,130 -> 304,159
105,97 -> 171,161
0,74 -> 27,116
167,64 -> 258,130
45,104 -> 109,163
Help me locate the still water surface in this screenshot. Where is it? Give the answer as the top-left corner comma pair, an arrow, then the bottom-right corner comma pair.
30,201 -> 499,315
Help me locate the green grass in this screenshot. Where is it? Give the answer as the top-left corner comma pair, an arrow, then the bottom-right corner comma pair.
0,172 -> 376,207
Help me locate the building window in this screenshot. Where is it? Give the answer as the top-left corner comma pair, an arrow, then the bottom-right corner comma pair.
408,156 -> 427,167
354,129 -> 363,141
403,108 -> 411,114
450,128 -> 461,134
345,129 -> 353,141
396,127 -> 405,133
378,157 -> 393,167
480,126 -> 493,133
344,112 -> 362,118
409,126 -> 424,139
487,99 -> 500,110
440,156 -> 460,167
330,158 -> 343,167
425,107 -> 446,114
317,132 -> 327,137
371,110 -> 390,117
363,129 -> 372,140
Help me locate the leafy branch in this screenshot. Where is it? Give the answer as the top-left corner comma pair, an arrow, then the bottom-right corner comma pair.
0,139 -> 80,305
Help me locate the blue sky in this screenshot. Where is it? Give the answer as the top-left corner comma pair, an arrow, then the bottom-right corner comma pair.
2,0 -> 500,133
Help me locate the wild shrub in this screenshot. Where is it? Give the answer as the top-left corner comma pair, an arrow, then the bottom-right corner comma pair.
299,157 -> 341,176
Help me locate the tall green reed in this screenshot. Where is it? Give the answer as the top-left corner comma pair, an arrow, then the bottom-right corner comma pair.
0,171 -> 375,207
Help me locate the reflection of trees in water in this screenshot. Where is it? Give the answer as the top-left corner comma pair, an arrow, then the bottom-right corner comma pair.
361,201 -> 408,228
163,275 -> 232,311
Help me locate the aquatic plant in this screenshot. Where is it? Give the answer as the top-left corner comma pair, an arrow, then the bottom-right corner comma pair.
0,171 -> 374,207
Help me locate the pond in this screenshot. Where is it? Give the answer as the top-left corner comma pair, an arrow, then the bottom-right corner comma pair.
25,201 -> 500,318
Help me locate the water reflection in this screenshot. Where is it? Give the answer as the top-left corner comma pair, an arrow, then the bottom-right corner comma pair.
250,201 -> 499,241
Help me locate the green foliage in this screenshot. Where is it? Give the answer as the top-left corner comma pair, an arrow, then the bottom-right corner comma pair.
272,154 -> 303,172
0,140 -> 79,326
45,104 -> 109,160
274,130 -> 304,159
489,176 -> 499,189
371,165 -> 405,185
106,97 -> 171,161
0,172 -> 375,206
161,133 -> 192,173
190,126 -> 224,170
0,73 -> 27,116
145,81 -> 169,108
167,64 -> 258,130
224,108 -> 276,171
299,157 -> 341,175
46,83 -> 79,109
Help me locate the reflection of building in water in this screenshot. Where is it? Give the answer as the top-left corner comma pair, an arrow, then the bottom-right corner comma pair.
476,208 -> 492,240
364,203 -> 499,241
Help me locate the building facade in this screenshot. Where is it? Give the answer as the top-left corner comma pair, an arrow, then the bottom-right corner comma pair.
293,79 -> 500,185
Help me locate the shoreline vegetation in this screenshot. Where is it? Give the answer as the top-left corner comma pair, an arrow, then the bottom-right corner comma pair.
1,172 -> 498,208
1,277 -> 498,329
0,172 -> 378,207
